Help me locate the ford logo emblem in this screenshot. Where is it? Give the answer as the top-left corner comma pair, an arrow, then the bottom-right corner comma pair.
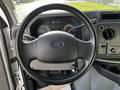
50,40 -> 64,48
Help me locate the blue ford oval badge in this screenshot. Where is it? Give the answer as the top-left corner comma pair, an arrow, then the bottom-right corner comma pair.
50,40 -> 64,48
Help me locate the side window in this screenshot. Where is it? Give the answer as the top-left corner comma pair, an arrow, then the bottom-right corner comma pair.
0,8 -> 9,27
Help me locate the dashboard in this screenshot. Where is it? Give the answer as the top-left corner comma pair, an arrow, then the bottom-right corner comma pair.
24,11 -> 120,64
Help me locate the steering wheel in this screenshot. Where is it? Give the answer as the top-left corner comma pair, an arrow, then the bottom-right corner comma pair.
16,4 -> 97,85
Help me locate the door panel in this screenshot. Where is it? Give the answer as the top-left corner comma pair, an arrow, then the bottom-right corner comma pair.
0,52 -> 9,90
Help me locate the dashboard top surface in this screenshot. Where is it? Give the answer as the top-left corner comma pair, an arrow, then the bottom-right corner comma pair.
21,10 -> 120,64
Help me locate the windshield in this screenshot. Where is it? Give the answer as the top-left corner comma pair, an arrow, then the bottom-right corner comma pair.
13,0 -> 120,22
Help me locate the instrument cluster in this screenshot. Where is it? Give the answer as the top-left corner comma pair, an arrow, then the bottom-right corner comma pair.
30,16 -> 79,37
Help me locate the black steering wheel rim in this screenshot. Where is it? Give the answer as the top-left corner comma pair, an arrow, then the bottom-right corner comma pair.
16,4 -> 97,85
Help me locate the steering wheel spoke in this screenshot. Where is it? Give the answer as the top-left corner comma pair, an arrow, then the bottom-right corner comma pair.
29,58 -> 85,71
77,38 -> 95,60
19,39 -> 39,62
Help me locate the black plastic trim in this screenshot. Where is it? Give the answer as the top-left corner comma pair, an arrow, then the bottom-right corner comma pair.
70,82 -> 75,90
0,16 -> 8,28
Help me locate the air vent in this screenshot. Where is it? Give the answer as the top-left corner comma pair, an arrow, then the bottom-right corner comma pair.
102,28 -> 115,40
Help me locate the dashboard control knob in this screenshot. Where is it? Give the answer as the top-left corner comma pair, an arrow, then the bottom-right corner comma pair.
103,28 -> 115,40
111,48 -> 116,54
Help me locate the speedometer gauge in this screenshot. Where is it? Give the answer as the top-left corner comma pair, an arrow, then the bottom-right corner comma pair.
37,25 -> 50,36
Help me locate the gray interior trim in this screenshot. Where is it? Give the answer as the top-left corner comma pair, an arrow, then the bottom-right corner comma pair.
0,29 -> 14,90
93,63 -> 120,86
72,67 -> 120,90
0,52 -> 9,90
